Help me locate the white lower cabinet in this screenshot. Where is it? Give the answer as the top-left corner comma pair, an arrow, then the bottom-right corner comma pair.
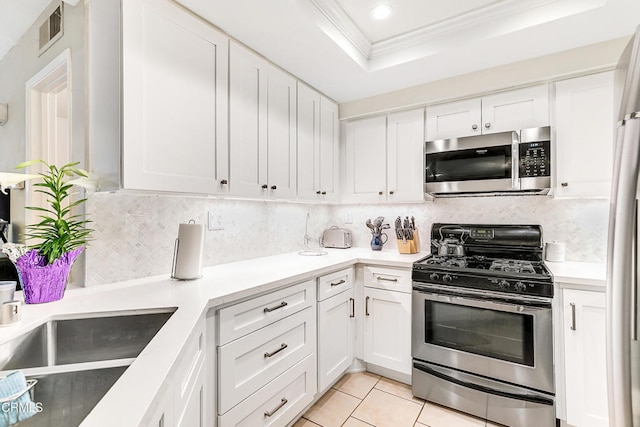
317,268 -> 355,392
218,306 -> 316,413
217,280 -> 317,426
362,266 -> 412,377
143,317 -> 208,427
562,288 -> 608,427
218,355 -> 316,427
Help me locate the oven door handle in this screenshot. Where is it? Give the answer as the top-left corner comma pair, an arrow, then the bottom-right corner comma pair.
413,362 -> 554,406
419,291 -> 551,312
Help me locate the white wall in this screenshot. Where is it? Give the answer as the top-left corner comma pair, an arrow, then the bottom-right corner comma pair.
0,1 -> 85,237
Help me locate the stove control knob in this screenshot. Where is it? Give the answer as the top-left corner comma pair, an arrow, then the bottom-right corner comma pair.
514,281 -> 527,292
429,273 -> 440,281
498,280 -> 510,289
443,274 -> 452,283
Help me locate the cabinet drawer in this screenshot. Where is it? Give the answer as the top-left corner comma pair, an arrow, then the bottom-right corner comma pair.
219,279 -> 315,345
317,267 -> 353,301
364,266 -> 411,293
218,354 -> 316,427
218,306 -> 316,414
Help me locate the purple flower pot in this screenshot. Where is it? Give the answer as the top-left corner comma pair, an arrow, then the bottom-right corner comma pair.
14,248 -> 83,304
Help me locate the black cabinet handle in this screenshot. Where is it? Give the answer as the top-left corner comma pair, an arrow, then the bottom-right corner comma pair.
220,179 -> 228,185
271,185 -> 277,190
261,184 -> 268,189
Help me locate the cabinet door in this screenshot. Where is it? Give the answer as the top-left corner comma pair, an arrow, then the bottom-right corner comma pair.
563,289 -> 608,427
344,116 -> 388,202
318,96 -> 340,201
318,290 -> 354,392
122,0 -> 229,194
387,108 -> 425,202
266,64 -> 297,199
554,72 -> 615,198
175,362 -> 206,427
145,383 -> 175,427
426,98 -> 481,140
363,287 -> 412,376
297,82 -> 321,200
229,42 -> 268,198
481,84 -> 549,134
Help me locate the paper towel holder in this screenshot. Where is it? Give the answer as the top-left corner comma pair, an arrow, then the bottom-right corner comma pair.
171,219 -> 204,280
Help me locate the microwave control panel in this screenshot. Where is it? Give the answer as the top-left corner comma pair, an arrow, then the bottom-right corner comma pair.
519,141 -> 550,177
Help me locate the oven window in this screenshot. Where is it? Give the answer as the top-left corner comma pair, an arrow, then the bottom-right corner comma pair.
426,146 -> 512,183
424,301 -> 534,366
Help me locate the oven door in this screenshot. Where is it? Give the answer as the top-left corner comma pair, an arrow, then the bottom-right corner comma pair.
411,284 -> 553,394
425,131 -> 519,194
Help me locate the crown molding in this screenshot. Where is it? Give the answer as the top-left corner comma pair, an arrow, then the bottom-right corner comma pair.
307,0 -> 606,71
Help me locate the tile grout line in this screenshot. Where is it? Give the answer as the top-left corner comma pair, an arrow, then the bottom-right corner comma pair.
341,376 -> 381,427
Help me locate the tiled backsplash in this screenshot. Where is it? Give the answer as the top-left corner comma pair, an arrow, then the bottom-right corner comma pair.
84,193 -> 332,286
85,193 -> 608,286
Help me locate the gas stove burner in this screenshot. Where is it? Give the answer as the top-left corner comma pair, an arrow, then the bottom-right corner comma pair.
425,256 -> 467,268
489,259 -> 536,274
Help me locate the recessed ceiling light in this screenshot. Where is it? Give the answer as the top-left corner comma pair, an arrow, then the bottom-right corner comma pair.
370,4 -> 393,21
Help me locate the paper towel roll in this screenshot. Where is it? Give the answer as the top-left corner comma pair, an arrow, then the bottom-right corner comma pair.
545,241 -> 566,262
172,221 -> 205,280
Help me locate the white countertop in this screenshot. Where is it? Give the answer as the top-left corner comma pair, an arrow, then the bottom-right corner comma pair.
546,260 -> 607,289
0,248 -> 424,426
0,249 -> 606,425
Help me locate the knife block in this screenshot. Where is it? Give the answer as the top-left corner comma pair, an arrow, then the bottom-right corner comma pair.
397,229 -> 420,254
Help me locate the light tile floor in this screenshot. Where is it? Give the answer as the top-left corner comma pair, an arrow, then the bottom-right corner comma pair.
294,372 -> 502,427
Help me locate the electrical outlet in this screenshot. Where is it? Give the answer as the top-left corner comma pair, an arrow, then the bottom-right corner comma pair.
344,212 -> 353,224
208,210 -> 223,231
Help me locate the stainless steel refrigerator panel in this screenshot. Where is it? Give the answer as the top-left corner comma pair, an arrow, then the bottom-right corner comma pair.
607,117 -> 640,427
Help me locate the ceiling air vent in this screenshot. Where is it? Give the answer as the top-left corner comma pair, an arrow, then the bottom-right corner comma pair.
39,3 -> 64,56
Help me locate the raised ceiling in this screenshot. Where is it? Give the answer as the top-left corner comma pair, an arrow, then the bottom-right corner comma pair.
178,0 -> 640,102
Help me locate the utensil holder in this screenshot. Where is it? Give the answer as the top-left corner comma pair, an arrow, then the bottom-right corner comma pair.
397,229 -> 420,254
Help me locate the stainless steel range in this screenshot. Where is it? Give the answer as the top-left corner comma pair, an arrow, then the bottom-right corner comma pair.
412,223 -> 555,427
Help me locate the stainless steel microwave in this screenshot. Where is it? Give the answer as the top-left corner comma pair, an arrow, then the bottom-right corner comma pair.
424,126 -> 551,197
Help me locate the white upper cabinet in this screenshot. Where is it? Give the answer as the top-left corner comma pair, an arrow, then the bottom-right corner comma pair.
297,83 -> 339,201
344,108 -> 424,203
344,115 -> 388,202
229,42 -> 297,199
121,0 -> 229,194
387,109 -> 426,202
481,84 -> 549,134
426,98 -> 481,140
426,85 -> 549,140
554,71 -> 615,198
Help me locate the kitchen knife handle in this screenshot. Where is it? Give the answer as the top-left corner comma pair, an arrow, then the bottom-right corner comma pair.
350,298 -> 355,318
570,302 -> 576,331
365,296 -> 370,316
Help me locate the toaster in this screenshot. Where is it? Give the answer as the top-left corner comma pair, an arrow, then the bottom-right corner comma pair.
322,227 -> 352,249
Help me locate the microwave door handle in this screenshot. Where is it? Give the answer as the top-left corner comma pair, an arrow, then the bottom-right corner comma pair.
511,131 -> 520,190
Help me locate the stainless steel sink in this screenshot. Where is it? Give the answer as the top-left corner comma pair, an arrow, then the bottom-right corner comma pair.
0,308 -> 176,370
0,308 -> 176,426
19,366 -> 128,427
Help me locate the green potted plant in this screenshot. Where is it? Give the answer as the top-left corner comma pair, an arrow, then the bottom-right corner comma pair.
2,160 -> 94,304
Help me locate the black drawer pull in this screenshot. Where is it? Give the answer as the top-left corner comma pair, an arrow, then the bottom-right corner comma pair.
264,398 -> 288,417
264,301 -> 288,313
264,343 -> 288,358
330,279 -> 346,287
